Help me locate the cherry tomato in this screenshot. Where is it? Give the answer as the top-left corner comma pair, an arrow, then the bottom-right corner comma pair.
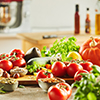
80,61 -> 93,72
36,70 -> 53,83
45,64 -> 52,69
74,70 -> 89,81
51,61 -> 66,77
10,57 -> 26,67
0,53 -> 9,60
48,82 -> 72,100
0,60 -> 13,71
66,63 -> 83,77
9,49 -> 25,58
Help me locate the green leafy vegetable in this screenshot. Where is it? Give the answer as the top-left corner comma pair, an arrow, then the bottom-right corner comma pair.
0,87 -> 6,94
91,65 -> 100,77
0,90 -> 6,94
87,92 -> 97,100
26,61 -> 41,73
41,36 -> 80,61
26,61 -> 45,74
71,65 -> 100,100
19,85 -> 25,88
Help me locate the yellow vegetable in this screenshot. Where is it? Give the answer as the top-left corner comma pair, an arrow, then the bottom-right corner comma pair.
67,51 -> 82,60
41,67 -> 51,72
33,67 -> 52,76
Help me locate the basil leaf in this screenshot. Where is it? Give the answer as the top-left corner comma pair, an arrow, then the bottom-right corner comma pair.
0,90 -> 6,94
87,92 -> 97,100
91,65 -> 100,77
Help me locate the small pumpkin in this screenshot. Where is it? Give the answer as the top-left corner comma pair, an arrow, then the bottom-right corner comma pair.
79,37 -> 100,66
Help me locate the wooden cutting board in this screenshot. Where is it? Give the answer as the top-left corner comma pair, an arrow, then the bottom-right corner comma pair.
0,75 -> 74,85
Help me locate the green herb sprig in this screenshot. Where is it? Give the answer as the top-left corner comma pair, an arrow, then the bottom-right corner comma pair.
26,61 -> 46,74
0,87 -> 6,94
19,85 -> 25,88
41,36 -> 80,62
26,61 -> 41,74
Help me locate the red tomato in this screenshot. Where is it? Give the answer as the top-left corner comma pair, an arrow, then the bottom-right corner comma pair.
66,63 -> 83,77
74,70 -> 89,81
9,49 -> 25,58
48,82 -> 72,100
36,70 -> 53,83
10,57 -> 26,67
56,83 -> 72,99
80,61 -> 93,72
0,53 -> 9,60
51,61 -> 66,77
0,60 -> 13,71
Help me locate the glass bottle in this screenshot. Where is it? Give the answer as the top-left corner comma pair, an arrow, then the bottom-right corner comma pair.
95,0 -> 100,35
85,8 -> 91,33
74,4 -> 80,34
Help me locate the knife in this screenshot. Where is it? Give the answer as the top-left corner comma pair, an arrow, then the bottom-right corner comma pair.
43,34 -> 73,39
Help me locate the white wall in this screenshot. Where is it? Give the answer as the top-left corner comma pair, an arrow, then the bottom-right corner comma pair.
30,0 -> 97,31
0,38 -> 21,53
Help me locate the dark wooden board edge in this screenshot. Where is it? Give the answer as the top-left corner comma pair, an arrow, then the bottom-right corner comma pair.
18,77 -> 74,85
0,75 -> 74,85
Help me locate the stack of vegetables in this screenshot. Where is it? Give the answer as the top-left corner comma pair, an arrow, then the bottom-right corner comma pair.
0,36 -> 100,100
25,36 -> 100,100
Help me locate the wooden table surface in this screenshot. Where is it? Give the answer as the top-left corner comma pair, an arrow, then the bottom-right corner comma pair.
0,85 -> 76,100
2,76 -> 100,100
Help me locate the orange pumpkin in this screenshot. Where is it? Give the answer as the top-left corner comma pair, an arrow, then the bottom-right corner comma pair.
79,37 -> 100,66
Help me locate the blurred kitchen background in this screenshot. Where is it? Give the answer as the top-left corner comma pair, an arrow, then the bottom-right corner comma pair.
0,0 -> 98,53
30,0 -> 96,32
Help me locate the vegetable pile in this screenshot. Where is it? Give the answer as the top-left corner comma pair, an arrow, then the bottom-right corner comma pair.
35,36 -> 100,100
0,49 -> 26,79
0,36 -> 100,100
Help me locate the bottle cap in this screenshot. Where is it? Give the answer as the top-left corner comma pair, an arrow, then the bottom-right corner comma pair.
76,4 -> 79,12
87,8 -> 89,11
